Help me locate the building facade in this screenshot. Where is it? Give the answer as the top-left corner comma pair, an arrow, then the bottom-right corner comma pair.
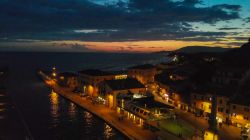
191,92 -> 230,123
230,102 -> 250,127
128,64 -> 157,85
57,72 -> 78,89
100,78 -> 146,108
78,69 -> 117,97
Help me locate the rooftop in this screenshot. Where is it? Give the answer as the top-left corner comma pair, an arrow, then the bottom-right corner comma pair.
105,78 -> 145,91
78,69 -> 113,76
131,97 -> 174,109
231,79 -> 250,106
216,67 -> 247,74
58,72 -> 78,77
231,95 -> 250,106
192,84 -> 238,98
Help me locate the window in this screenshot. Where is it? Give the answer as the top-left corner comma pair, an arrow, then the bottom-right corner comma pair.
218,107 -> 224,112
244,108 -> 249,112
219,99 -> 223,104
244,116 -> 249,120
139,110 -> 143,114
233,105 -> 236,109
132,107 -> 136,111
193,95 -> 197,99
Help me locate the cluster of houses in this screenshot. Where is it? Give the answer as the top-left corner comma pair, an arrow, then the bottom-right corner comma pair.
55,63 -> 250,129
156,39 -> 250,129
55,39 -> 250,129
55,64 -> 173,127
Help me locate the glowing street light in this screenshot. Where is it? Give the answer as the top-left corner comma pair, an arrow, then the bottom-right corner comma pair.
52,66 -> 57,78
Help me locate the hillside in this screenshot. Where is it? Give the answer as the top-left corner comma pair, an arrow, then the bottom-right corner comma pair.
176,46 -> 231,53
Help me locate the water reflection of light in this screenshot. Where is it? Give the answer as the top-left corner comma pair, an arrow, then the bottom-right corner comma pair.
49,90 -> 60,126
0,96 -> 6,119
104,123 -> 114,139
68,102 -> 76,121
83,111 -> 93,125
50,91 -> 58,105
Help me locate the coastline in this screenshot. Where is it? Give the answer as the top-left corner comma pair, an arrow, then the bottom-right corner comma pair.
53,87 -> 142,140
38,70 -> 181,140
49,84 -> 157,140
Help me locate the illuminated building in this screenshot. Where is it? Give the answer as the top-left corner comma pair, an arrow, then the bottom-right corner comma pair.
57,72 -> 78,89
100,78 -> 145,108
128,64 -> 157,85
116,96 -> 175,127
210,67 -> 250,126
211,67 -> 244,86
191,92 -> 230,123
230,99 -> 250,127
78,69 -> 128,97
155,66 -> 195,112
157,78 -> 191,112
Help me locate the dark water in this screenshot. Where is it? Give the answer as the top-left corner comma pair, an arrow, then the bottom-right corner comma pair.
0,52 -> 168,140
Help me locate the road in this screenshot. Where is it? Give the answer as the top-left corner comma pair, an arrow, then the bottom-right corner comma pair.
153,92 -> 242,140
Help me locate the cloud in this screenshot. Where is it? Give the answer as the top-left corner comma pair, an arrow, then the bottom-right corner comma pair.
218,27 -> 242,30
70,43 -> 92,51
149,46 -> 163,49
244,17 -> 250,23
0,41 -> 95,52
127,46 -> 133,49
0,0 -> 243,44
212,4 -> 241,11
53,42 -> 94,52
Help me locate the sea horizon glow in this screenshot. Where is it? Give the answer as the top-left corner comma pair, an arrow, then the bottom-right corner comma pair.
0,0 -> 250,52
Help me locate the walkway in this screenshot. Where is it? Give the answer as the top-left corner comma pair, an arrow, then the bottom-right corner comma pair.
51,84 -> 181,140
39,71 -> 181,140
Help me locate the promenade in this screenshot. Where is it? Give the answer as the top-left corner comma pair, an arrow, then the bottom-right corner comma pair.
48,82 -> 181,140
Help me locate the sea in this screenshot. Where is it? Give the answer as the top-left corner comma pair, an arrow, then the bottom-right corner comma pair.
0,52 -> 169,140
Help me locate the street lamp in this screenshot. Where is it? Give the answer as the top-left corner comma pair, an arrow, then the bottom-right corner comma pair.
52,66 -> 57,79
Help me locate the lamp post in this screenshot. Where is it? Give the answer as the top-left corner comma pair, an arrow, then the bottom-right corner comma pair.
52,66 -> 57,79
204,94 -> 219,140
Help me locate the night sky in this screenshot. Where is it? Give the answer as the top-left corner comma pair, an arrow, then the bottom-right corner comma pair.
0,0 -> 250,52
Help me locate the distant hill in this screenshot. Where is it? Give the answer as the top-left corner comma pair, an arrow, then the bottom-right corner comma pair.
151,50 -> 170,54
176,46 -> 231,53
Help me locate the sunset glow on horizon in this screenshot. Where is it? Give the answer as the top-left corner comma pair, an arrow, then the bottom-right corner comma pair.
0,0 -> 249,52
0,39 -> 243,53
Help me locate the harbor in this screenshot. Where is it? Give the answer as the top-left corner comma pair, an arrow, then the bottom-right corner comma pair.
38,69 -> 181,140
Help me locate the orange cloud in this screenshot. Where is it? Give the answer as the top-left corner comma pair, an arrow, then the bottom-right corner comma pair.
56,40 -> 233,52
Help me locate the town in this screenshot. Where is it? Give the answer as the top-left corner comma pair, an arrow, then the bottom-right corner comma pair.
1,0 -> 250,139
38,39 -> 250,140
